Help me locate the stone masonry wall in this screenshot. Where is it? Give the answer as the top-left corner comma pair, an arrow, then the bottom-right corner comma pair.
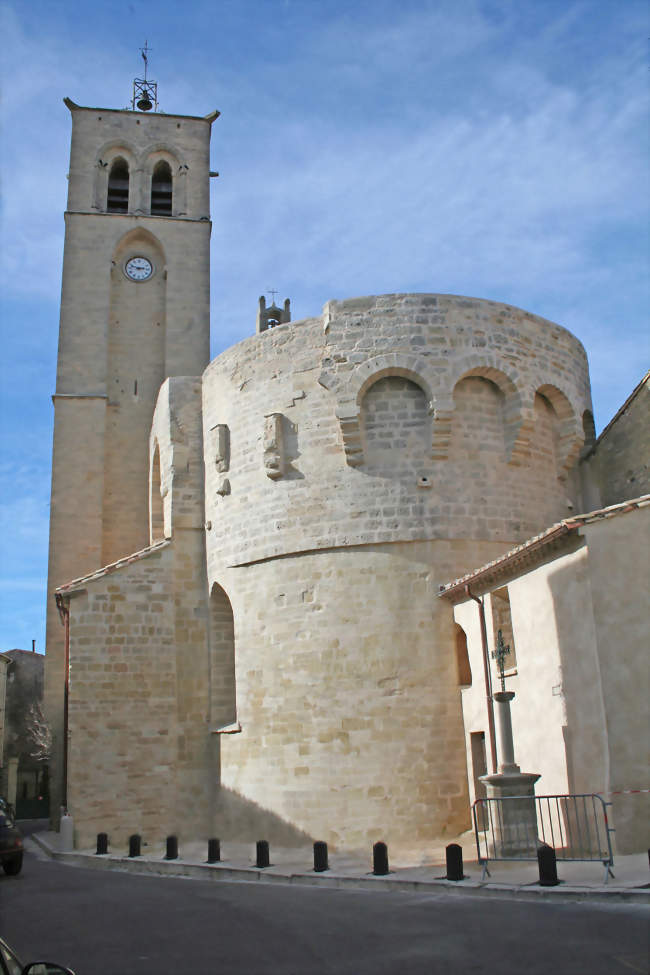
583,506 -> 650,852
65,543 -> 178,847
214,538 -> 511,853
586,373 -> 649,507
202,294 -> 592,570
64,530 -> 213,850
63,376 -> 211,849
201,293 -> 593,852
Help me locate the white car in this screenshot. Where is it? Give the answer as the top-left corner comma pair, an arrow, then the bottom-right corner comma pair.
0,937 -> 75,975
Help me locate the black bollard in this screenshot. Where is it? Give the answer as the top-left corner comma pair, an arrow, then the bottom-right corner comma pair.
165,835 -> 178,860
256,840 -> 270,868
96,832 -> 108,855
207,838 -> 221,863
128,834 -> 141,858
537,843 -> 559,886
445,843 -> 464,881
313,841 -> 329,872
373,841 -> 389,876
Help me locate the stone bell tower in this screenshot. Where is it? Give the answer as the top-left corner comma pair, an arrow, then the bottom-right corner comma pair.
44,76 -> 219,820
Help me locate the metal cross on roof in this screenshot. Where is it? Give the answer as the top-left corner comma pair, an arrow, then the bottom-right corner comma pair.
140,40 -> 152,79
132,40 -> 158,112
267,289 -> 279,304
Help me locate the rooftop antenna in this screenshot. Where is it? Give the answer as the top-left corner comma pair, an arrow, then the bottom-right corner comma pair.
132,41 -> 158,112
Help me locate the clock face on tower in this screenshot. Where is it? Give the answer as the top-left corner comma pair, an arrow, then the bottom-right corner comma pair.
125,256 -> 153,281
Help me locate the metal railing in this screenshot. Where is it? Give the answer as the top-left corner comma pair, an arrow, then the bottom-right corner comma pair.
473,793 -> 615,883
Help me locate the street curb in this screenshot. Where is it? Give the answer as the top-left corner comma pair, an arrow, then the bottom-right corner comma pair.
29,834 -> 650,906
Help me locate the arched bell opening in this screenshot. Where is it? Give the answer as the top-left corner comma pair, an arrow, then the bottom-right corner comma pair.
107,157 -> 130,213
151,160 -> 173,216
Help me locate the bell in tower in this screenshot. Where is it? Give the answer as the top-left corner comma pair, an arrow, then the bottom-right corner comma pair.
132,40 -> 158,112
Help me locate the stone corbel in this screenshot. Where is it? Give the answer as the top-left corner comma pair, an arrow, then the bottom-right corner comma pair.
212,423 -> 230,473
336,403 -> 364,467
263,413 -> 286,479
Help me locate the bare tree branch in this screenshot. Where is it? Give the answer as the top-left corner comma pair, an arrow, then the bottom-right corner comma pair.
26,701 -> 52,763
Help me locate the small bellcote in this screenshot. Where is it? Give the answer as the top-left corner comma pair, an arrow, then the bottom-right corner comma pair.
132,41 -> 158,113
257,295 -> 291,334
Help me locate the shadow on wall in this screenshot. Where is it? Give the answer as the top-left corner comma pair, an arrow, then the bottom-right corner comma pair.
214,785 -> 314,848
546,549 -> 603,799
546,552 -> 648,854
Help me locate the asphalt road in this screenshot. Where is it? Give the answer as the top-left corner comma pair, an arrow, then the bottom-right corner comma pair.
1,827 -> 648,975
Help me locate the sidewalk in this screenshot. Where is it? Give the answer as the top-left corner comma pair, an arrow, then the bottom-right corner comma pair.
29,831 -> 649,905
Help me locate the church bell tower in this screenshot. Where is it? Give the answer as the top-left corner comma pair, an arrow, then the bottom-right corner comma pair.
45,69 -> 219,819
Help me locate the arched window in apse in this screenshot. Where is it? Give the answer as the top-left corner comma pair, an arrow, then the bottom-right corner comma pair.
209,583 -> 236,728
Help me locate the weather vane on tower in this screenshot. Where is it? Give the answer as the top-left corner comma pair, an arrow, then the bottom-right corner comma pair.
132,41 -> 158,112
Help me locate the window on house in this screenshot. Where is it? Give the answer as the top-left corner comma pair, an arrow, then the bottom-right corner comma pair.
455,623 -> 472,687
151,160 -> 173,216
107,158 -> 129,213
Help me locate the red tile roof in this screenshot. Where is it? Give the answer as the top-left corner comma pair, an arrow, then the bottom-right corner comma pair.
55,539 -> 171,595
439,494 -> 650,600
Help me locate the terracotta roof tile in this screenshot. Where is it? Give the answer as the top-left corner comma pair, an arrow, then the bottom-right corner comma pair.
439,494 -> 650,599
55,539 -> 171,595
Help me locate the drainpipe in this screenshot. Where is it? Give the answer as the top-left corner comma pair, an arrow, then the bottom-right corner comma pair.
465,585 -> 497,774
55,593 -> 70,813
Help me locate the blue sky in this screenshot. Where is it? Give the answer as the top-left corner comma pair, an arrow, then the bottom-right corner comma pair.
0,0 -> 648,652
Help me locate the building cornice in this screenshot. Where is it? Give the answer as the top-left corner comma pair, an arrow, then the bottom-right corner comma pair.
63,97 -> 220,124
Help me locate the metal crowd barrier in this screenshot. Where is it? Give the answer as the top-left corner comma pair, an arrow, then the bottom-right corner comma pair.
473,793 -> 615,883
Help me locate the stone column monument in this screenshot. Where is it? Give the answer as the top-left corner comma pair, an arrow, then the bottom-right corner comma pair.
480,631 -> 540,856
